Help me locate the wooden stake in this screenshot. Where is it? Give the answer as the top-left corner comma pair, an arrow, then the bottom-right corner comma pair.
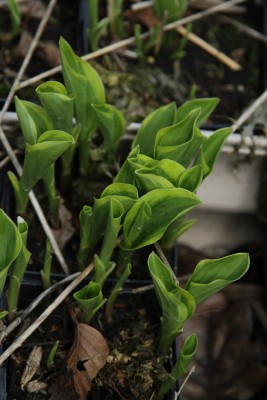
176,25 -> 242,71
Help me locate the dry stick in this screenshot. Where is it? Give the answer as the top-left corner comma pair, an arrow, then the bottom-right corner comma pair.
17,0 -> 247,91
232,88 -> 267,132
0,127 -> 69,274
0,272 -> 80,345
176,25 -> 241,71
0,0 -> 58,120
0,0 -> 70,274
174,365 -> 196,400
0,263 -> 94,365
154,242 -> 180,285
220,15 -> 267,45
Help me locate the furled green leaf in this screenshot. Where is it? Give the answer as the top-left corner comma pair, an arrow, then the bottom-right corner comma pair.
15,97 -> 38,144
36,81 -> 75,134
101,183 -> 138,213
122,188 -> 201,250
99,198 -> 123,265
83,197 -> 123,258
148,252 -> 196,353
92,103 -> 125,157
93,254 -> 115,287
15,98 -> 52,143
135,158 -> 185,194
176,98 -> 219,127
114,150 -> 157,185
178,165 -> 203,192
161,217 -> 198,251
90,17 -> 109,51
132,102 -> 176,156
154,108 -> 204,166
19,130 -> 75,192
156,333 -> 198,399
193,127 -> 232,178
0,209 -> 22,295
78,206 -> 93,269
135,169 -> 174,194
59,37 -> 105,137
185,253 -> 250,304
73,281 -> 106,323
8,217 -> 31,313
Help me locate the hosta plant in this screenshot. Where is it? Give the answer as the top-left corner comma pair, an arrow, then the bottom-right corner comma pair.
0,38 -> 250,400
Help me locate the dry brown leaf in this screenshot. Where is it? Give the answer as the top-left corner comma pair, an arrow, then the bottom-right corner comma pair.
67,323 -> 109,400
20,346 -> 43,390
180,286 -> 267,400
37,42 -> 61,68
19,0 -> 46,19
51,198 -> 75,249
125,7 -> 160,29
26,380 -> 47,393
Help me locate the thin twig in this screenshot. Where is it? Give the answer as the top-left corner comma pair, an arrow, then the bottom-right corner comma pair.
220,15 -> 267,45
17,0 -> 247,90
154,242 -> 179,285
0,126 -> 69,274
0,0 -> 69,274
0,272 -> 80,344
0,263 -> 94,365
174,365 -> 196,400
0,0 -> 58,121
176,25 -> 241,71
0,150 -> 19,169
232,88 -> 267,132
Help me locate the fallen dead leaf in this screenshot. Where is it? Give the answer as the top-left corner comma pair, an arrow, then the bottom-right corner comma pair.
51,198 -> 75,249
20,346 -> 43,390
37,42 -> 61,68
26,380 -> 47,393
180,285 -> 267,400
67,323 -> 109,400
19,0 -> 46,19
125,6 -> 160,29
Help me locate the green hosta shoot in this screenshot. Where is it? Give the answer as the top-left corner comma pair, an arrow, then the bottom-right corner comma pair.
92,103 -> 125,162
156,334 -> 198,400
0,311 -> 8,320
7,0 -> 21,35
105,263 -> 132,323
36,81 -> 79,190
148,252 -> 196,353
41,239 -> 52,290
185,253 -> 250,305
193,127 -> 232,178
13,96 -> 75,221
153,0 -> 187,22
78,183 -> 138,270
132,102 -> 176,156
0,209 -> 22,295
87,0 -> 109,51
59,37 -> 105,175
148,250 -> 250,356
122,188 -> 201,250
7,217 -> 31,317
8,130 -> 75,214
47,340 -> 60,370
73,281 -> 106,324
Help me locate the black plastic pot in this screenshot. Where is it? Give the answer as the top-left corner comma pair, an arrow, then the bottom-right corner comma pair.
0,271 -> 180,400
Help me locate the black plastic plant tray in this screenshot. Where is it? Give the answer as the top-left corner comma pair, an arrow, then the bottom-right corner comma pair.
0,273 -> 180,400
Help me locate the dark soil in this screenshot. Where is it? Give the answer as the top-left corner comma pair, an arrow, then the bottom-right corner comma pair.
3,281 -> 176,400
